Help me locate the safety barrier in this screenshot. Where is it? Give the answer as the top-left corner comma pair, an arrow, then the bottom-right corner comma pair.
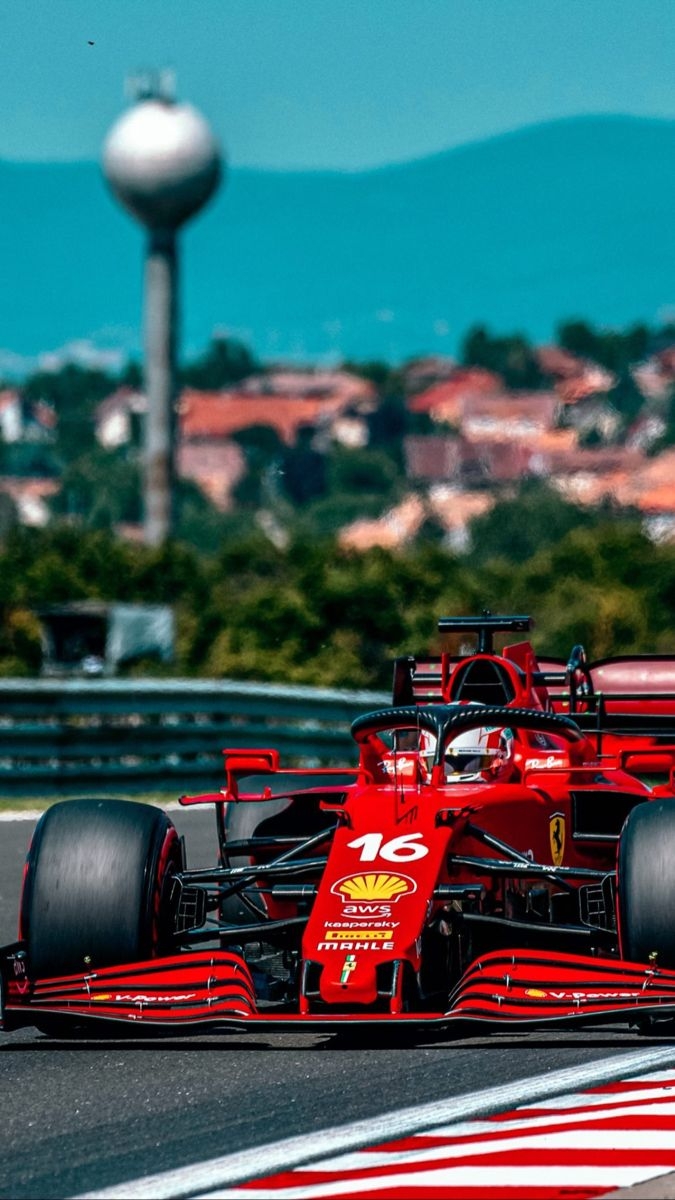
0,678 -> 389,796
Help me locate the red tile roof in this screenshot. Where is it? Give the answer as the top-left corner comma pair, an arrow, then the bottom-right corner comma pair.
535,345 -> 587,379
408,368 -> 502,422
179,390 -> 343,444
179,371 -> 375,445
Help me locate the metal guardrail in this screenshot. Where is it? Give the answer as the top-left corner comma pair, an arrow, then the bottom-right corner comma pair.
0,678 -> 389,796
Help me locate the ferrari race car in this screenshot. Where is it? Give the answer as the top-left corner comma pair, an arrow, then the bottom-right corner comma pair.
7,612 -> 675,1036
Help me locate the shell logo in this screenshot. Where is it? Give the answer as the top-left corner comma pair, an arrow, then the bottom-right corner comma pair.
332,872 -> 416,903
525,988 -> 547,998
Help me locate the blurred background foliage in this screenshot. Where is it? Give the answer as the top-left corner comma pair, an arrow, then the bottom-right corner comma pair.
6,317 -> 675,682
1,497 -> 674,683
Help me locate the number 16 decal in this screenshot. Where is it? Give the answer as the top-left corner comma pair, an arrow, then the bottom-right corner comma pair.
347,833 -> 429,862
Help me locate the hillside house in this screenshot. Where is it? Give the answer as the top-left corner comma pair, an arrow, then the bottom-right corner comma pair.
401,356 -> 457,393
95,370 -> 376,511
0,476 -> 60,526
459,391 -> 559,441
95,388 -> 146,449
558,394 -> 621,442
535,345 -> 588,381
403,434 -> 463,484
339,487 -> 494,553
407,367 -> 502,426
632,357 -> 674,403
548,446 -> 645,506
0,389 -> 56,445
537,346 -> 616,406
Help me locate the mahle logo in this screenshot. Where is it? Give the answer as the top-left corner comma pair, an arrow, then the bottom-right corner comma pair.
331,872 -> 416,904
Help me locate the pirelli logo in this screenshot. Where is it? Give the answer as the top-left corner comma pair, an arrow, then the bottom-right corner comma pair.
323,930 -> 391,941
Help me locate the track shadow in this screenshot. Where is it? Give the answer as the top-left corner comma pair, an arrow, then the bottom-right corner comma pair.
4,1026 -> 675,1052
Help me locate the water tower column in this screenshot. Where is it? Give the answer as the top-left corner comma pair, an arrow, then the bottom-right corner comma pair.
144,228 -> 178,545
102,75 -> 222,546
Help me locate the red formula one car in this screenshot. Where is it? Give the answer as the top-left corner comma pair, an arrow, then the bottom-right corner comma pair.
7,612 -> 675,1037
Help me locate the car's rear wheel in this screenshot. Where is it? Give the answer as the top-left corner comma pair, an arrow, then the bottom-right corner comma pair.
617,798 -> 675,968
21,798 -> 181,980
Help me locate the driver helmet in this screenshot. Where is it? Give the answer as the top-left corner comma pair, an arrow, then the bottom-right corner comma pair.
444,724 -> 513,782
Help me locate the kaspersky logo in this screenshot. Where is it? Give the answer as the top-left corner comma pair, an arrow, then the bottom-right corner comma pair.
331,872 -> 416,904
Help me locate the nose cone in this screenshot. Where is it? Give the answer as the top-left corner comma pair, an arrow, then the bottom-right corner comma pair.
103,98 -> 223,230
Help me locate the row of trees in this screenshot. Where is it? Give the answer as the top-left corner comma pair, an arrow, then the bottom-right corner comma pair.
460,318 -> 675,383
0,484 -> 673,681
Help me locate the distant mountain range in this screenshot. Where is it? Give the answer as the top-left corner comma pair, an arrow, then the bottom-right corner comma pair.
2,114 -> 675,372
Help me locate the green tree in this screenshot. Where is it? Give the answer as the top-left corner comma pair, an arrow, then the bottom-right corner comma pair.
648,386 -> 675,455
340,360 -> 399,389
23,363 -> 116,464
281,426 -> 327,506
326,446 -> 400,497
461,325 -> 545,389
231,425 -> 286,509
467,479 -> 596,565
368,391 -> 410,466
557,320 -> 650,373
181,336 -> 257,389
608,370 -> 645,428
51,448 -> 142,527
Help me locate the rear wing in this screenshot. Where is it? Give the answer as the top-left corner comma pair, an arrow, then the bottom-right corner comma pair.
393,613 -> 568,707
393,613 -> 675,747
392,653 -> 569,707
394,650 -> 675,723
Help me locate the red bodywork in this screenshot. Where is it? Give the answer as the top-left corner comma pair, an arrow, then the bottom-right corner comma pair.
6,614 -> 675,1035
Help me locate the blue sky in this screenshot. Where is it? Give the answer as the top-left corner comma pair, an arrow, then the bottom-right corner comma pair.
3,0 -> 675,170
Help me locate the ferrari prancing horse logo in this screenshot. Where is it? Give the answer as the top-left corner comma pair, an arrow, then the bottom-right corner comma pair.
549,812 -> 565,867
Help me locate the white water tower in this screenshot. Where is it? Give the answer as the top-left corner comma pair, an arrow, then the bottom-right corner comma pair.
103,72 -> 223,545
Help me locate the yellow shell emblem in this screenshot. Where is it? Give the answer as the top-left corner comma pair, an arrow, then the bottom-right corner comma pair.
332,872 -> 416,901
550,812 -> 565,867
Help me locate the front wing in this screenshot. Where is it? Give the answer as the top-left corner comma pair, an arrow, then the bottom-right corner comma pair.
4,944 -> 675,1034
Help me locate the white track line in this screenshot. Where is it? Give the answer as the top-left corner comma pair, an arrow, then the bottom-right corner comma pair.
0,809 -> 47,821
74,1045 -> 675,1200
0,802 -> 184,821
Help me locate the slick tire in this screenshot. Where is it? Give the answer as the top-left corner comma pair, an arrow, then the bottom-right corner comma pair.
21,798 -> 181,979
617,798 -> 675,968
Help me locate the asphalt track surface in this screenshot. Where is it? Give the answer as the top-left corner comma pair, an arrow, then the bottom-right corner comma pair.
3,806 -> 675,1199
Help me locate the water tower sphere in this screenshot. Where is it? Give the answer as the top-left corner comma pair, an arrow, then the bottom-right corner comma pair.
103,98 -> 222,231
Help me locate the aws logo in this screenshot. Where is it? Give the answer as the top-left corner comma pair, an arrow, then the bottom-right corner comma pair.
331,872 -> 416,904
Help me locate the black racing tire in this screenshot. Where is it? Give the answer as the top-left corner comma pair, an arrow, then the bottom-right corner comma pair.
617,798 -> 675,968
21,798 -> 181,979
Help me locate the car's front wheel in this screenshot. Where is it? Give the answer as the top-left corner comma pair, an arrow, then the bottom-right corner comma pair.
21,798 -> 181,979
